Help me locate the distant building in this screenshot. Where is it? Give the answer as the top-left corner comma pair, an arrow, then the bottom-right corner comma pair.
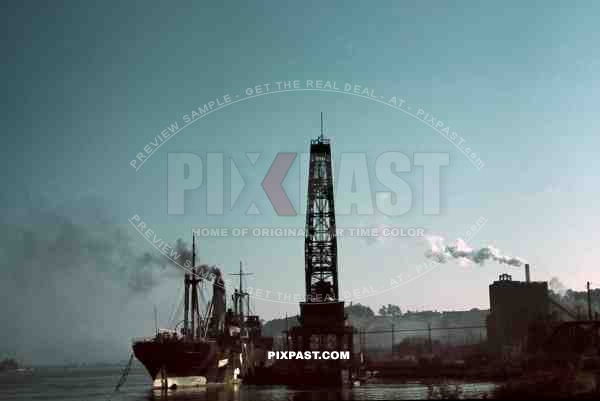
486,272 -> 549,355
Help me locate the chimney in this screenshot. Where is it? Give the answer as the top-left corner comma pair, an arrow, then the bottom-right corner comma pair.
525,263 -> 530,283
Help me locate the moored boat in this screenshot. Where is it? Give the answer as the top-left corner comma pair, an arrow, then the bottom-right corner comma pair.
132,236 -> 273,389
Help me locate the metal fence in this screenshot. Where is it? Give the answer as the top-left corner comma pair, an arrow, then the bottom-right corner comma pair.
272,324 -> 488,362
354,324 -> 488,362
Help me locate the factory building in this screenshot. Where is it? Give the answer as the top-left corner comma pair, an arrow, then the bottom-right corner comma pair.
486,264 -> 550,355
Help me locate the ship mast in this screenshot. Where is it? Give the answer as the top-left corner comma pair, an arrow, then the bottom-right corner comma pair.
184,270 -> 189,337
229,260 -> 252,334
191,235 -> 196,340
183,234 -> 202,341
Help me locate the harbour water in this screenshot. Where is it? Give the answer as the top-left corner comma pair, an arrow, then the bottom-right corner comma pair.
0,365 -> 498,400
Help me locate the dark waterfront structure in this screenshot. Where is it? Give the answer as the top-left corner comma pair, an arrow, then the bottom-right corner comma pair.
288,114 -> 354,386
486,265 -> 549,355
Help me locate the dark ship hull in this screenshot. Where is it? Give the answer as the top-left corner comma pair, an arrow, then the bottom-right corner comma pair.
133,338 -> 234,387
133,335 -> 274,388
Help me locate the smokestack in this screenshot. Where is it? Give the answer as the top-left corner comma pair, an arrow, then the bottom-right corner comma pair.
587,282 -> 593,321
525,263 -> 530,283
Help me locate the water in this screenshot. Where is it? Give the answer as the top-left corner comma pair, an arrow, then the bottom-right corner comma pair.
0,366 -> 497,400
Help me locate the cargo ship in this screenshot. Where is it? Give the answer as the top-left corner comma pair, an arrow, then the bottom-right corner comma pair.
132,236 -> 273,389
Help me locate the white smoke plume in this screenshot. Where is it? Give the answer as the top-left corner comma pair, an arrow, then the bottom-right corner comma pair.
549,277 -> 567,296
425,235 -> 526,267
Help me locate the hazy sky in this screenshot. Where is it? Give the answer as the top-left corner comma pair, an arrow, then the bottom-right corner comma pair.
2,1 -> 600,364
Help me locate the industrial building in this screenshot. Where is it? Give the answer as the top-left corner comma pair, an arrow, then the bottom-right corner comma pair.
486,264 -> 550,355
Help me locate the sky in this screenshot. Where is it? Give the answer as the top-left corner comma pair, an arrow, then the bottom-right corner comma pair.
2,0 -> 600,364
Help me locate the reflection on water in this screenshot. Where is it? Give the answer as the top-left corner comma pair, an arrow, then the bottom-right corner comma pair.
146,382 -> 497,401
0,367 -> 497,401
